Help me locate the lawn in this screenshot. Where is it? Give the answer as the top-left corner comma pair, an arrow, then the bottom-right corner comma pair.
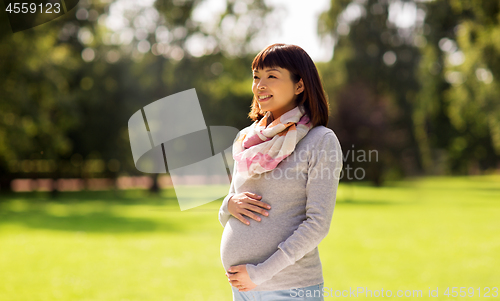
0,175 -> 499,301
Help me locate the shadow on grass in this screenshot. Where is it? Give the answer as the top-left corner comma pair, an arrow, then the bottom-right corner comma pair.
0,189 -> 179,205
0,209 -> 190,233
0,190 -> 208,233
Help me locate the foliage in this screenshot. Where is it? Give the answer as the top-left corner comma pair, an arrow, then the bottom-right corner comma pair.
318,0 -> 500,185
0,0 -> 271,191
1,0 -> 499,190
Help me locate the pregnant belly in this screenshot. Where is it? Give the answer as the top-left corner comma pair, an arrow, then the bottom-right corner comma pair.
220,214 -> 301,271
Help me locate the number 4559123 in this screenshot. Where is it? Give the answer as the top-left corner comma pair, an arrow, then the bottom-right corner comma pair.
444,287 -> 498,298
5,2 -> 62,14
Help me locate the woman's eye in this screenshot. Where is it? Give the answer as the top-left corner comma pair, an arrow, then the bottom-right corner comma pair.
269,75 -> 276,78
253,76 -> 259,79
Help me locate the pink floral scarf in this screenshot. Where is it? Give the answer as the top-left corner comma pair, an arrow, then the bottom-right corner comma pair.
232,105 -> 313,179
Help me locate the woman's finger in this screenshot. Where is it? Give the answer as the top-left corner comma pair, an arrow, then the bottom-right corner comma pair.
245,196 -> 271,211
234,213 -> 250,225
241,208 -> 263,222
251,199 -> 272,210
245,203 -> 270,217
243,192 -> 262,200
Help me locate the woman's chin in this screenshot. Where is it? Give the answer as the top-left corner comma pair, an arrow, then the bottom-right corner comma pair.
259,103 -> 274,111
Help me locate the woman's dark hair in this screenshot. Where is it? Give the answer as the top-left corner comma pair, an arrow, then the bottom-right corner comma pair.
248,43 -> 330,127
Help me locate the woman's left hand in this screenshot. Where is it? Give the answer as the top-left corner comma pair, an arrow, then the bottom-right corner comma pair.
226,264 -> 257,292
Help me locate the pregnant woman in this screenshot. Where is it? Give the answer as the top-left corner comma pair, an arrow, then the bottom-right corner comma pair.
219,43 -> 343,300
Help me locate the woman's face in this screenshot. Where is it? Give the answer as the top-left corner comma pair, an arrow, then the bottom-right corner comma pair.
252,66 -> 304,120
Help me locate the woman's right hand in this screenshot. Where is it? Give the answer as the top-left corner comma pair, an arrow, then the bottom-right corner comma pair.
227,192 -> 271,225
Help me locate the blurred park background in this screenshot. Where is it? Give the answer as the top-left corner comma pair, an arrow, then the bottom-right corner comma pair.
0,0 -> 499,300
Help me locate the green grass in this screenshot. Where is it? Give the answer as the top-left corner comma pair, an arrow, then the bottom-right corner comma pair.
0,175 -> 499,300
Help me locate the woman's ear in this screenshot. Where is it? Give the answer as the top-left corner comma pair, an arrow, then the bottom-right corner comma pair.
295,78 -> 304,95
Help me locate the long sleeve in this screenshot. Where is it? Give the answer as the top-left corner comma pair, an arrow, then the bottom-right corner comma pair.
219,158 -> 237,227
245,132 -> 343,285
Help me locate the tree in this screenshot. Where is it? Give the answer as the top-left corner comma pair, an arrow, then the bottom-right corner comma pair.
0,0 -> 274,192
318,0 -> 425,185
317,0 -> 500,183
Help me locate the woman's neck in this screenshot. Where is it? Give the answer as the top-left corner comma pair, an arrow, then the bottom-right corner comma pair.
266,112 -> 274,127
267,105 -> 298,126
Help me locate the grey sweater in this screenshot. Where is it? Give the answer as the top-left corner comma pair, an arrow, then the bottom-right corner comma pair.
219,125 -> 343,291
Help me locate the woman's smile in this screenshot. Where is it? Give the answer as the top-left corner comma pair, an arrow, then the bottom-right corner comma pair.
258,95 -> 273,102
